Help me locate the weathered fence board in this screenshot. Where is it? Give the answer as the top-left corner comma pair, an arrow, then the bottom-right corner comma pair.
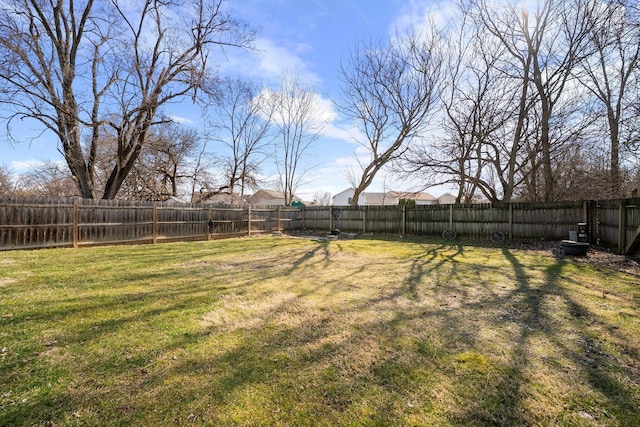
593,199 -> 621,250
299,207 -> 330,231
3,196 -> 640,254
510,201 -> 585,241
405,204 -> 450,236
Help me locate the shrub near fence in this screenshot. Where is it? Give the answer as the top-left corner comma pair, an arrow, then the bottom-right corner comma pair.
3,196 -> 640,254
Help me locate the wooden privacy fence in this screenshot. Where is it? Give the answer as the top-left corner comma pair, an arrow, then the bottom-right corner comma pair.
2,196 -> 640,254
0,197 -> 300,250
304,202 -> 588,241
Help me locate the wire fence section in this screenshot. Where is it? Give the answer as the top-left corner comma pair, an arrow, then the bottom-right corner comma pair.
2,196 -> 640,254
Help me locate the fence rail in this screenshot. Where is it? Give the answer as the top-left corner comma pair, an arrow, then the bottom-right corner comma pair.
2,196 -> 640,255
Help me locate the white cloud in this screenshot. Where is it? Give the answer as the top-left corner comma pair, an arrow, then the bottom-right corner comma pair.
10,158 -> 66,172
391,0 -> 458,35
255,38 -> 320,82
167,115 -> 194,125
310,94 -> 337,122
311,95 -> 365,143
321,122 -> 362,143
10,159 -> 47,172
220,37 -> 321,87
295,161 -> 351,199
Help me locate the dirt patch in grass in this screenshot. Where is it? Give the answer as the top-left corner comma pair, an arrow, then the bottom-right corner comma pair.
0,278 -> 17,286
515,239 -> 640,276
571,248 -> 640,276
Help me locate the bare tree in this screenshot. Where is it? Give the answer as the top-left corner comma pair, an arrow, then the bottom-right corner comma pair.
576,0 -> 640,197
0,165 -> 14,196
266,74 -> 326,205
336,28 -> 442,207
13,160 -> 79,197
209,78 -> 272,203
0,0 -> 253,199
125,124 -> 202,200
402,11 -> 528,204
90,123 -> 206,201
187,143 -> 219,203
312,191 -> 332,206
475,0 -> 594,201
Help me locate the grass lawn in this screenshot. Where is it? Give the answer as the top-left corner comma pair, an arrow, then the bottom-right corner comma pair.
1,236 -> 639,426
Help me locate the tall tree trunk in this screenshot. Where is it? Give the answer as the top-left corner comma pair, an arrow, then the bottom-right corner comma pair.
608,106 -> 621,197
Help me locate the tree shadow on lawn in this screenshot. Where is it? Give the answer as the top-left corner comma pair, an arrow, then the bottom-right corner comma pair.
470,248 -> 640,426
2,241 -> 639,425
172,243 -> 638,425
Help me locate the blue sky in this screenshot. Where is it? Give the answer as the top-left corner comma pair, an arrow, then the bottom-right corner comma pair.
1,0 -> 455,200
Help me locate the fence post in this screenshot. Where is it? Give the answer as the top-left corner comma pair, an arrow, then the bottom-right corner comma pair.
508,203 -> 514,241
401,205 -> 406,236
248,205 -> 252,237
72,198 -> 79,248
152,202 -> 158,244
329,207 -> 333,232
618,200 -> 626,254
362,207 -> 366,233
208,206 -> 212,241
277,206 -> 281,232
583,200 -> 590,244
449,204 -> 453,230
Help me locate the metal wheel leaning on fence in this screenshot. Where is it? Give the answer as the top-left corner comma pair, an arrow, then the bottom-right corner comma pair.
441,229 -> 507,243
489,231 -> 506,243
442,229 -> 456,241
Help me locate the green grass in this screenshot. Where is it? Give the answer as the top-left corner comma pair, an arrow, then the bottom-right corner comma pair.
1,236 -> 639,426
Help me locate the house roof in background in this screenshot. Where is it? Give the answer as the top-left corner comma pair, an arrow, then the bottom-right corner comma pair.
251,189 -> 285,199
362,192 -> 397,205
390,191 -> 437,201
332,188 -> 354,198
332,188 -> 437,203
248,189 -> 302,203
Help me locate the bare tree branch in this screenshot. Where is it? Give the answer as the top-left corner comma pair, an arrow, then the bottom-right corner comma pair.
0,0 -> 254,199
336,27 -> 442,206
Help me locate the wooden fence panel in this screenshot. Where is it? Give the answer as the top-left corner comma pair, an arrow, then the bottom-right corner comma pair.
79,199 -> 154,245
298,207 -> 329,231
593,199 -> 640,252
210,208 -> 248,236
4,196 -> 640,254
404,205 -> 450,236
330,206 -> 361,232
249,207 -> 279,234
0,197 -> 74,249
624,202 -> 640,250
593,199 -> 619,248
280,207 -> 302,230
364,206 -> 403,235
156,203 -> 208,241
452,203 -> 508,238
511,201 -> 584,241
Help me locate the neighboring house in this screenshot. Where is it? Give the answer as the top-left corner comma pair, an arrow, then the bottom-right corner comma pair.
436,193 -> 457,205
332,188 -> 437,206
363,192 -> 397,206
332,188 -> 359,206
247,190 -> 301,206
393,191 -> 437,205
